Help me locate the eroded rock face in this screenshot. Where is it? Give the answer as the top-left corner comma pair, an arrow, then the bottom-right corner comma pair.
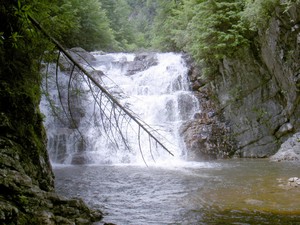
0,128 -> 102,224
179,80 -> 235,160
180,58 -> 235,160
195,3 -> 299,158
183,2 -> 300,159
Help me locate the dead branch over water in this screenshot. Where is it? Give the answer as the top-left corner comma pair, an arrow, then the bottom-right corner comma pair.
29,16 -> 174,164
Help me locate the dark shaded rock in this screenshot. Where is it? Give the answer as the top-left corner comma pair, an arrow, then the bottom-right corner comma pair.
126,53 -> 158,75
275,122 -> 294,138
180,81 -> 235,159
0,138 -> 103,224
180,118 -> 234,160
178,93 -> 198,120
0,3 -> 103,223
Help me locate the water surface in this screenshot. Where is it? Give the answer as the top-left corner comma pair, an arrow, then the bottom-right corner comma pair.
54,159 -> 300,224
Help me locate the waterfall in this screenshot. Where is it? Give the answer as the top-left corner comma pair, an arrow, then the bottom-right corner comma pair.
40,52 -> 199,165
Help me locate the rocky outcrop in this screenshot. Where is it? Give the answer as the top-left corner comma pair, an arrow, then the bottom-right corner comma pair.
0,148 -> 102,223
180,79 -> 235,160
0,81 -> 102,225
217,2 -> 300,158
270,132 -> 300,161
0,3 -> 102,221
126,53 -> 158,75
185,2 -> 300,159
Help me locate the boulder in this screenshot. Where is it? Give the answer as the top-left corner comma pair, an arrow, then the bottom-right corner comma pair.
270,132 -> 300,162
126,53 -> 158,75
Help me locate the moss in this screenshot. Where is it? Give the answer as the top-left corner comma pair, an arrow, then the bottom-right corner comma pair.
0,1 -> 54,192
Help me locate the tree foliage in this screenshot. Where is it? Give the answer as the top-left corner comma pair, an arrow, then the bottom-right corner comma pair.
99,0 -> 137,51
1,0 -> 286,69
149,0 -> 283,77
241,0 -> 280,32
28,0 -> 116,51
57,0 -> 115,51
151,0 -> 180,51
186,1 -> 248,62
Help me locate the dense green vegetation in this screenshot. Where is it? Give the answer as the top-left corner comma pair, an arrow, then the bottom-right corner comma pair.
150,0 -> 285,77
0,0 -> 55,192
2,0 -> 296,74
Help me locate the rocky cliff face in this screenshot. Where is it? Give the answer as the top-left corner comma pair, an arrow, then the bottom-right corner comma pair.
184,2 -> 300,159
0,56 -> 102,224
0,3 -> 102,223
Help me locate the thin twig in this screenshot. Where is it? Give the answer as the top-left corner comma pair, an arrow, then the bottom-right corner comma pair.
29,15 -> 174,164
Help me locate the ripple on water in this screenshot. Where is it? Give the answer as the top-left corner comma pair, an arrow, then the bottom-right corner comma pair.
54,159 -> 300,224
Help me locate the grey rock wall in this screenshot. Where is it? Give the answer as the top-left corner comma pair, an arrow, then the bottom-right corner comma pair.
184,2 -> 300,159
214,3 -> 300,158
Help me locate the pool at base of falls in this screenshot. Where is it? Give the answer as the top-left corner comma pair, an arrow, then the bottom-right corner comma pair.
54,159 -> 300,225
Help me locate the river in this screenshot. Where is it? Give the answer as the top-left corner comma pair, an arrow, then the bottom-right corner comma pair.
53,159 -> 300,224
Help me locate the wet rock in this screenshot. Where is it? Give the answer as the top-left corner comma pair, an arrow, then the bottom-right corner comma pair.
180,119 -> 234,160
180,76 -> 235,159
288,177 -> 299,182
126,53 -> 158,75
0,173 -> 103,224
0,201 -> 18,222
35,211 -> 56,225
0,138 -> 102,224
75,218 -> 90,225
279,177 -> 300,189
90,70 -> 105,83
270,132 -> 300,161
178,93 -> 198,120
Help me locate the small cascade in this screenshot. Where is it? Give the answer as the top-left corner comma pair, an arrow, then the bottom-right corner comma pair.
40,52 -> 200,165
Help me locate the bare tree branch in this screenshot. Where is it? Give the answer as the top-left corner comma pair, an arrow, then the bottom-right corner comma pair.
29,15 -> 174,165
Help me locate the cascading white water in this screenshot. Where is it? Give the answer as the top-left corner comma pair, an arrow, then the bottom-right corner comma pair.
40,52 -> 199,165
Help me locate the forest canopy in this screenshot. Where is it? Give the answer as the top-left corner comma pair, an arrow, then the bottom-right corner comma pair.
2,0 -> 291,68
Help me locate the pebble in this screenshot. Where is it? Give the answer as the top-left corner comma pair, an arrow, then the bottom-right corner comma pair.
288,177 -> 299,182
288,177 -> 299,187
278,177 -> 300,189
